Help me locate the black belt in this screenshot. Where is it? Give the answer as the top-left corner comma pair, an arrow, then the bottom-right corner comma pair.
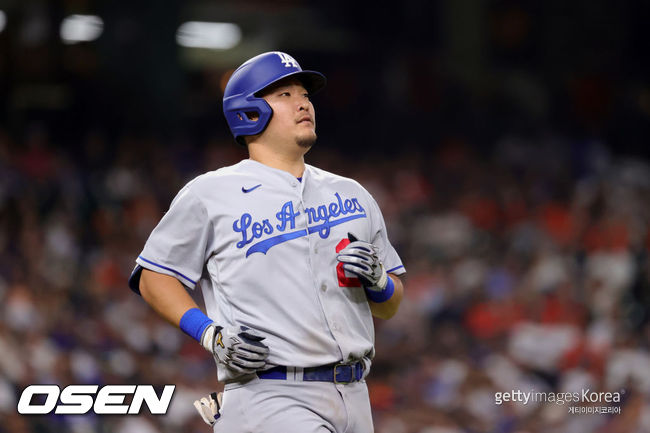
257,361 -> 364,384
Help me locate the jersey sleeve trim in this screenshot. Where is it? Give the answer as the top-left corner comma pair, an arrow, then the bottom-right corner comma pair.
137,255 -> 197,286
387,265 -> 406,274
128,264 -> 143,294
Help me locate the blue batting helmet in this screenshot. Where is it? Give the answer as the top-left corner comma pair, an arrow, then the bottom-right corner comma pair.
223,51 -> 326,145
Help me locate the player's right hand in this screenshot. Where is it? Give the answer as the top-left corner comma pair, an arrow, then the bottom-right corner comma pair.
200,324 -> 270,374
193,392 -> 223,426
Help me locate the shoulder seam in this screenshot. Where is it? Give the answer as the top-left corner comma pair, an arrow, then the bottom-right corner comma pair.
183,184 -> 210,222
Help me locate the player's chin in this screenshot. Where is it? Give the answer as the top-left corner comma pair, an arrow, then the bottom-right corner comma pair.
296,131 -> 317,149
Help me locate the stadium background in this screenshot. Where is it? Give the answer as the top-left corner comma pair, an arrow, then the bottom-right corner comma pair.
0,1 -> 649,432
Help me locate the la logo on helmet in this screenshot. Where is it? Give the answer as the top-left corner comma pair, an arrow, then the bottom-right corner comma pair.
276,52 -> 299,68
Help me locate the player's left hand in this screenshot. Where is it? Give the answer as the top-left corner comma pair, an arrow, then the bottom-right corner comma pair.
193,391 -> 223,426
337,233 -> 388,292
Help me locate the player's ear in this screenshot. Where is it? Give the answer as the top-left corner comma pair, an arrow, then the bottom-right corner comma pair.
237,112 -> 260,122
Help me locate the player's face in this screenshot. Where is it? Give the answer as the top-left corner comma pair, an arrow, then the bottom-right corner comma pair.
260,79 -> 317,149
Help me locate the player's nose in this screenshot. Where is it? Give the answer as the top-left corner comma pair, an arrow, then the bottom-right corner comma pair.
297,96 -> 310,111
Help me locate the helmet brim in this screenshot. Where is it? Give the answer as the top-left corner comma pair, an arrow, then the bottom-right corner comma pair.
294,70 -> 327,95
254,70 -> 326,97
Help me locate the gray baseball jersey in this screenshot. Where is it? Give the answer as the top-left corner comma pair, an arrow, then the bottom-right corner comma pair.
134,159 -> 405,381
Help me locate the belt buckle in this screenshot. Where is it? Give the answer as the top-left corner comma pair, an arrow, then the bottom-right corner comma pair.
333,362 -> 353,384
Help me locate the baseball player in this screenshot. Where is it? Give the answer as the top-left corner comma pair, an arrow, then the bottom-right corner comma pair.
129,51 -> 405,432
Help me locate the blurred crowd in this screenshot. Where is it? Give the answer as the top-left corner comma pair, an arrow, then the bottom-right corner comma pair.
0,122 -> 648,433
366,138 -> 650,433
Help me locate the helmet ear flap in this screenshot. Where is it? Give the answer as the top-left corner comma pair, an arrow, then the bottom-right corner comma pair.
224,97 -> 273,145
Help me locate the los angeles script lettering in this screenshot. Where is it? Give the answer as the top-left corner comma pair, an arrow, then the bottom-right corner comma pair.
233,193 -> 365,249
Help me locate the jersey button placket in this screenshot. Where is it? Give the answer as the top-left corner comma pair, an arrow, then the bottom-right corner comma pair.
298,188 -> 318,291
300,179 -> 339,347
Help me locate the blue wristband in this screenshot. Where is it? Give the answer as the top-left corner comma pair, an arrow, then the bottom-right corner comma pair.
179,308 -> 213,342
365,277 -> 395,303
